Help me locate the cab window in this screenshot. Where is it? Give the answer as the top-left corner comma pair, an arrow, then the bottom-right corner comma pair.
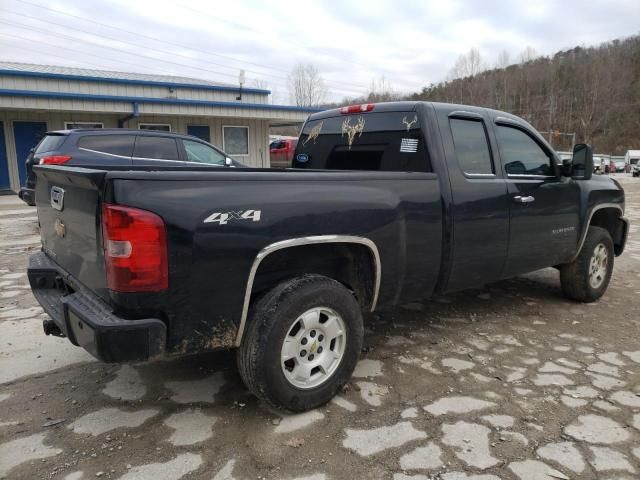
182,139 -> 226,165
295,111 -> 430,172
450,118 -> 494,175
496,126 -> 553,176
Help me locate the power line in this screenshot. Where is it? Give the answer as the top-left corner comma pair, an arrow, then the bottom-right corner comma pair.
0,28 -> 248,84
0,19 -> 366,98
0,40 -> 127,71
0,16 -> 256,84
1,9 -> 269,80
177,3 -> 387,75
9,0 -> 372,93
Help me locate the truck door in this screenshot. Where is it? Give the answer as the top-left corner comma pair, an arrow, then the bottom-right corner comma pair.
437,109 -> 510,291
492,119 -> 580,277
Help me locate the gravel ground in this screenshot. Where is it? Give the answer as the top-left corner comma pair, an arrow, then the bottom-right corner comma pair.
1,174 -> 639,480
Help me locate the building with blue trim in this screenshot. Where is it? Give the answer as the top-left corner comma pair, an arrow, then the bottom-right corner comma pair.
0,62 -> 318,192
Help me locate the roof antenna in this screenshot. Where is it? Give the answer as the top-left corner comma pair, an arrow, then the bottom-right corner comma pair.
236,69 -> 245,101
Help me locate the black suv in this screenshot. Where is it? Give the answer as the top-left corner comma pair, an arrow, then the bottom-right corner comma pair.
19,129 -> 243,205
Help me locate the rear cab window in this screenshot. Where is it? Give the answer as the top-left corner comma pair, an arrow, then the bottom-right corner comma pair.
35,134 -> 66,154
294,111 -> 430,172
450,118 -> 494,175
77,135 -> 135,157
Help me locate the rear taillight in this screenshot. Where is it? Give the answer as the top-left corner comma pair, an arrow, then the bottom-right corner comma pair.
340,103 -> 375,114
102,203 -> 168,292
39,155 -> 72,165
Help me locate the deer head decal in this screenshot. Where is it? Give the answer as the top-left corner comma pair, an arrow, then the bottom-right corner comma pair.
341,116 -> 365,149
302,121 -> 323,147
403,115 -> 418,132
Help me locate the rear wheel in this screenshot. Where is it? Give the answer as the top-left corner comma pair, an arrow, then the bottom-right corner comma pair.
560,226 -> 614,302
237,275 -> 363,412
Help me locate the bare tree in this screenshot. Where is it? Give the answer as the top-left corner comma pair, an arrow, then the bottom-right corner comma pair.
288,63 -> 328,107
496,50 -> 510,69
519,46 -> 538,64
367,76 -> 399,102
448,48 -> 484,80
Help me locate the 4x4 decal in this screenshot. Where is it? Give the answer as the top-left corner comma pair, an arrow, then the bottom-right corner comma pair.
203,209 -> 261,225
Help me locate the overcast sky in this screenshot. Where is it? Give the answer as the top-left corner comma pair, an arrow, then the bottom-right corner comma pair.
0,0 -> 638,103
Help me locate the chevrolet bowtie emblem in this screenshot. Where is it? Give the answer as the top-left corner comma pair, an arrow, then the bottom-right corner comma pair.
54,218 -> 65,238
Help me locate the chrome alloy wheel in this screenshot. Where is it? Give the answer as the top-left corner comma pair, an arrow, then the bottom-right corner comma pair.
280,307 -> 347,389
589,243 -> 609,289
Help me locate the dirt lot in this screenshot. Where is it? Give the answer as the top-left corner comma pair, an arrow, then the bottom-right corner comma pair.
1,175 -> 639,480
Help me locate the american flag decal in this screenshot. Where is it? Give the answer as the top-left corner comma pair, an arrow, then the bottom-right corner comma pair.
400,138 -> 418,153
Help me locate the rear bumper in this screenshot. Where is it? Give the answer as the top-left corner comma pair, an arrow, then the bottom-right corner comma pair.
28,251 -> 166,362
18,187 -> 35,206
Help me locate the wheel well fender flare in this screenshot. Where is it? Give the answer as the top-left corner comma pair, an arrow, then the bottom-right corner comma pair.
572,203 -> 624,261
234,235 -> 381,346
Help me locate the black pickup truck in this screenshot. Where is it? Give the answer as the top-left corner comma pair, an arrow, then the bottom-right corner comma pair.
28,101 -> 628,411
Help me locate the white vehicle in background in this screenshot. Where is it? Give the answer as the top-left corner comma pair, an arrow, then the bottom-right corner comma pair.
625,150 -> 640,177
592,154 -> 608,174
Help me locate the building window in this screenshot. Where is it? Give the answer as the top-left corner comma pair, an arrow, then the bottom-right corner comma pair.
223,126 -> 249,156
65,122 -> 104,129
138,123 -> 171,132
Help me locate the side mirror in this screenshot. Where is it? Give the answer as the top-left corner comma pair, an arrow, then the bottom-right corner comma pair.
571,144 -> 593,180
225,157 -> 233,167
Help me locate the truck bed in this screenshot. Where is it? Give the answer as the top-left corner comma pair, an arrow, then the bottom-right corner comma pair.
32,165 -> 443,356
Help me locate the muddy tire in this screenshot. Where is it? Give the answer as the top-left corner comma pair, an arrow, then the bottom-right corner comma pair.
237,274 -> 363,412
560,226 -> 614,302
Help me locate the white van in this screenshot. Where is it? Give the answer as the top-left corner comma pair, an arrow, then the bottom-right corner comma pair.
625,150 -> 640,176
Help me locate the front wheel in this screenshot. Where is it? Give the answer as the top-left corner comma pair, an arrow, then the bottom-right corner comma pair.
237,275 -> 363,412
560,226 -> 614,302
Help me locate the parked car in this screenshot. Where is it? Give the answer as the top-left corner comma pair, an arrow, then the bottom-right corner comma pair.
18,129 -> 242,206
28,101 -> 628,412
633,163 -> 640,177
605,159 -> 616,174
269,137 -> 298,168
592,155 -> 604,174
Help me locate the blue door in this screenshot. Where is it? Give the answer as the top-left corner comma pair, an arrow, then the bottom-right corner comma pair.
187,125 -> 210,142
13,121 -> 47,185
0,122 -> 9,190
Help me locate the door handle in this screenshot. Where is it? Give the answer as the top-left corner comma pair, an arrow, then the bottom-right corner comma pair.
513,195 -> 535,204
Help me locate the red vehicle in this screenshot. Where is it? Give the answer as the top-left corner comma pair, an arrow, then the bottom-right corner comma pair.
270,137 -> 298,168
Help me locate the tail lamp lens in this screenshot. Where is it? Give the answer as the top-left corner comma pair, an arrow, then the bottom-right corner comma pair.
102,203 -> 168,292
40,155 -> 72,165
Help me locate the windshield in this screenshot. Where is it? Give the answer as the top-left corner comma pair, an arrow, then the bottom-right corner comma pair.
294,111 -> 430,172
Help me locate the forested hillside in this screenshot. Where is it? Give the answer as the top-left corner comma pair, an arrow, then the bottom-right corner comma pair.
409,36 -> 640,154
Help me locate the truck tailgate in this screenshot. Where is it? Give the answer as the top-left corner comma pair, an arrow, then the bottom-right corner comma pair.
34,166 -> 109,297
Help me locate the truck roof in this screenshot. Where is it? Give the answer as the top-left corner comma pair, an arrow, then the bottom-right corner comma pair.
308,101 -> 524,124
